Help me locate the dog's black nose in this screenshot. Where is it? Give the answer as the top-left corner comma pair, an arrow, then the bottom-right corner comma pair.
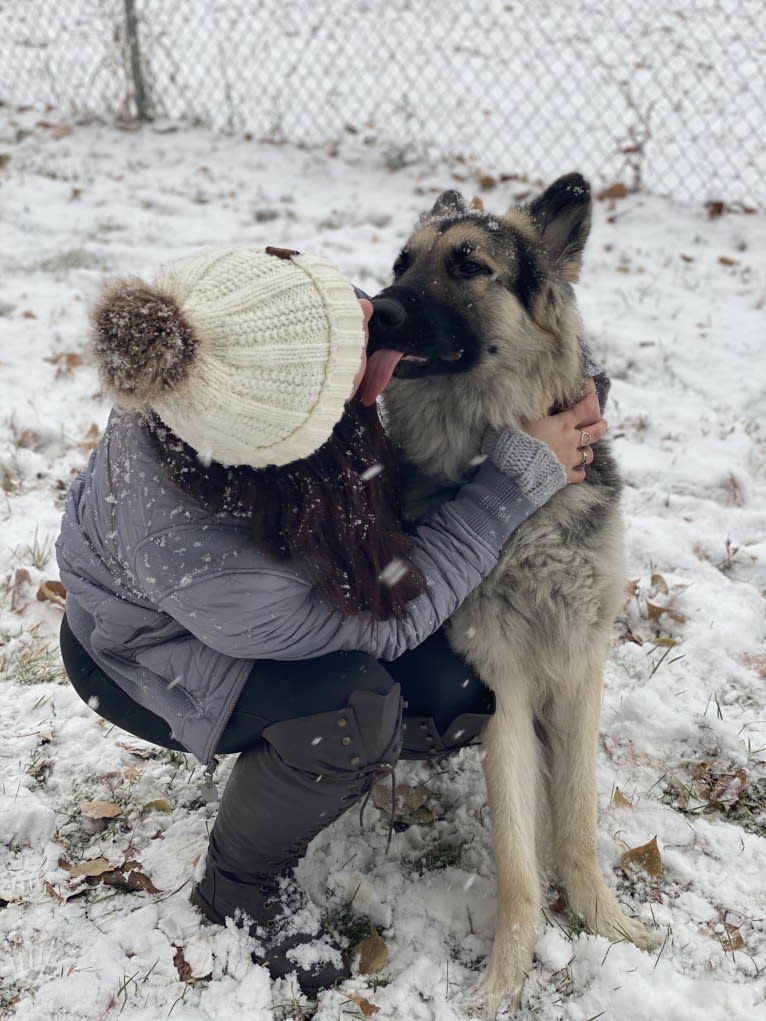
370,295 -> 407,331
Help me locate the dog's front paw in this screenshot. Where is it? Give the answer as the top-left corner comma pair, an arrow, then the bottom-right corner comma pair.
619,915 -> 663,952
564,876 -> 663,954
466,971 -> 523,1020
596,909 -> 662,953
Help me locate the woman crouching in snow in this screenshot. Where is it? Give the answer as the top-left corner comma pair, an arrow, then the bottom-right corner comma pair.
56,245 -> 606,991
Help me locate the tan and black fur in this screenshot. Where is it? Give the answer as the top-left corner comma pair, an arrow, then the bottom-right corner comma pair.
370,175 -> 658,1017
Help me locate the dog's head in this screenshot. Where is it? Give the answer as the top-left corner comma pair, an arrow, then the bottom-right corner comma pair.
360,174 -> 592,424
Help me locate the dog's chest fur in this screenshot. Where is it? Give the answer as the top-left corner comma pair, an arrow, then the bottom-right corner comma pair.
392,413 -> 625,708
453,456 -> 624,703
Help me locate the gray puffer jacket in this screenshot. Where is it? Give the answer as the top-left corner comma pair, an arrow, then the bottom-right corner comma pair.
57,410 -> 546,762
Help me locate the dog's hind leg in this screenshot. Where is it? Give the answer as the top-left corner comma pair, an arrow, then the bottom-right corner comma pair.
547,662 -> 659,950
469,688 -> 542,1020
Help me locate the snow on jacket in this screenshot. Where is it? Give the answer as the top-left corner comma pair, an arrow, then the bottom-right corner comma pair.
56,409 -> 538,763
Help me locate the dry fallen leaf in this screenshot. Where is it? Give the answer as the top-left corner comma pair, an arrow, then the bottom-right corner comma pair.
37,119 -> 74,139
10,567 -> 32,613
63,857 -> 113,878
116,741 -> 157,759
80,800 -> 122,820
739,653 -> 766,678
16,429 -> 41,450
346,993 -> 381,1016
96,860 -> 161,894
37,579 -> 67,608
60,853 -> 159,894
173,945 -> 193,983
710,768 -> 747,811
619,835 -> 662,879
476,173 -> 497,191
80,422 -> 101,452
706,200 -> 726,219
650,573 -> 669,594
141,798 -> 172,816
372,781 -> 435,825
598,181 -> 629,201
611,787 -> 634,809
43,351 -> 83,376
646,600 -> 687,624
709,917 -> 746,952
44,881 -> 64,903
352,926 -> 388,975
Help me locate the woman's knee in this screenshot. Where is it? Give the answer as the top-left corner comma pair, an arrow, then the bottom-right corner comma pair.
260,682 -> 403,775
238,651 -> 396,726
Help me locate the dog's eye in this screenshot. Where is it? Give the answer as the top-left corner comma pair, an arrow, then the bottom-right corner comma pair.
392,251 -> 411,278
454,257 -> 491,278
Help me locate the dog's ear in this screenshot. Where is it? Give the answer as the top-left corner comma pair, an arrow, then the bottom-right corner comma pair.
430,190 -> 468,218
527,174 -> 591,282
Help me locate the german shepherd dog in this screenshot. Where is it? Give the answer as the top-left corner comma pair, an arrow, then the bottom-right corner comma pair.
364,175 -> 657,1017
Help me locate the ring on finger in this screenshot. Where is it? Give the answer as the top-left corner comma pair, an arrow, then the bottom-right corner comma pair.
578,448 -> 588,468
579,429 -> 592,448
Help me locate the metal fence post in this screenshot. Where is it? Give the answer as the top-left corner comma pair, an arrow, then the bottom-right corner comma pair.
123,0 -> 150,121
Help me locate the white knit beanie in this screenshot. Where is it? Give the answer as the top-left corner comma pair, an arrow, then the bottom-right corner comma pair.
93,246 -> 365,467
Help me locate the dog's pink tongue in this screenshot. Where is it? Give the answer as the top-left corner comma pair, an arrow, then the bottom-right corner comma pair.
358,348 -> 405,406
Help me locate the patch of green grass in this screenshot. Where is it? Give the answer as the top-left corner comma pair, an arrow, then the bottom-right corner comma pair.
322,901 -> 375,948
25,747 -> 52,787
723,777 -> 766,837
406,838 -> 471,876
0,624 -> 63,685
24,529 -> 54,570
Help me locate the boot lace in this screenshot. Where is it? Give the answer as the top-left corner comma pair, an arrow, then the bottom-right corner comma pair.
357,761 -> 398,852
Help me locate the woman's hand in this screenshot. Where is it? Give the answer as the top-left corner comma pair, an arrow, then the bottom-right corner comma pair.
522,380 -> 608,484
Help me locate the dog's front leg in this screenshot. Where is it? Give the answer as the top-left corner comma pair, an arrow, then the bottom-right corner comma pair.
548,662 -> 659,950
470,690 -> 542,1020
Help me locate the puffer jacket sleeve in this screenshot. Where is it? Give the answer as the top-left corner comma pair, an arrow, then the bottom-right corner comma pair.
132,460 -> 537,662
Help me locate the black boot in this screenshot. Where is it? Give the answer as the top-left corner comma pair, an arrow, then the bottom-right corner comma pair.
191,867 -> 347,992
192,684 -> 402,993
399,706 -> 494,760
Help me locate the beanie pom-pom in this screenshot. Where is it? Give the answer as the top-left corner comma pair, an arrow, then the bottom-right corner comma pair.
93,279 -> 198,408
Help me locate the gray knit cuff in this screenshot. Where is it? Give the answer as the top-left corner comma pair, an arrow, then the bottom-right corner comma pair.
481,427 -> 567,508
581,340 -> 611,413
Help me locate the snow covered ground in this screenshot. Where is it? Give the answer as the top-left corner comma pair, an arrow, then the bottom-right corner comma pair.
0,109 -> 764,1020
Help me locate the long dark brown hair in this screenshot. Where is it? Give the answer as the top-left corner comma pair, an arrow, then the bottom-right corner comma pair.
146,401 -> 427,620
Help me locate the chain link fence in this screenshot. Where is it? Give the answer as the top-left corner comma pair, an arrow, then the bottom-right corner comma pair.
1,0 -> 763,207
